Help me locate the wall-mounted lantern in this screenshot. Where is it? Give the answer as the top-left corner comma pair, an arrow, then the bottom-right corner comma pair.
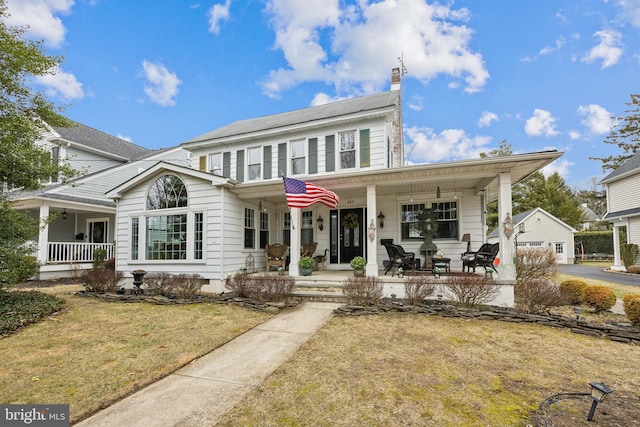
377,211 -> 385,229
317,215 -> 324,231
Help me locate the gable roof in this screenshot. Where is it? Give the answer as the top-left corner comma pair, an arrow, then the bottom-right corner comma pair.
487,207 -> 576,237
52,121 -> 150,161
182,91 -> 399,146
599,150 -> 640,184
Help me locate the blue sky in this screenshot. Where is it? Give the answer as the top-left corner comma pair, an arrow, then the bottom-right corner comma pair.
6,0 -> 640,189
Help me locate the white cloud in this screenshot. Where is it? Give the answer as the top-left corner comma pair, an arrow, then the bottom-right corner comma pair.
406,96 -> 423,112
569,130 -> 581,140
525,109 -> 559,137
581,29 -> 623,69
542,159 -> 572,179
34,66 -> 84,100
310,92 -> 347,106
4,0 -> 74,48
141,61 -> 182,107
117,134 -> 133,142
477,111 -> 498,128
577,104 -> 614,135
261,0 -> 489,97
208,0 -> 231,35
616,0 -> 640,28
539,37 -> 566,56
404,126 -> 492,164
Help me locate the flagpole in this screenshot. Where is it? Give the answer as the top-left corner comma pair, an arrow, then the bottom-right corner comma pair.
289,207 -> 301,276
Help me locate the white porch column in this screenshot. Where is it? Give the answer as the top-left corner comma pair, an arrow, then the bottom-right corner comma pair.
497,173 -> 516,283
611,222 -> 626,271
37,204 -> 50,264
289,208 -> 301,276
366,184 -> 379,276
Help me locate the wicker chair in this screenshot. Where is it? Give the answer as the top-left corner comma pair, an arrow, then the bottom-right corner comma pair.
265,243 -> 288,271
462,243 -> 499,272
301,242 -> 317,258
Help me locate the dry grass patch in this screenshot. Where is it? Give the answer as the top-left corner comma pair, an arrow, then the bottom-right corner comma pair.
218,314 -> 640,426
0,285 -> 271,423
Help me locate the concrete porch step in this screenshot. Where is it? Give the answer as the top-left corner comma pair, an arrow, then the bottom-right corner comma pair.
292,276 -> 348,302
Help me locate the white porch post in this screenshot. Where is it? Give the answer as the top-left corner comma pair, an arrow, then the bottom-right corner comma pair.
497,173 -> 516,283
37,204 -> 50,264
366,184 -> 379,276
611,222 -> 626,271
289,208 -> 301,276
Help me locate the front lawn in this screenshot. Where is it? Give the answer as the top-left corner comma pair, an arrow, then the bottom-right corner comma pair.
0,285 -> 272,423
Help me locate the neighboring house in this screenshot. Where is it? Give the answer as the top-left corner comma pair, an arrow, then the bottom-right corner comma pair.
600,151 -> 640,271
487,207 -> 576,264
10,121 -> 192,279
107,68 -> 563,294
579,203 -> 601,231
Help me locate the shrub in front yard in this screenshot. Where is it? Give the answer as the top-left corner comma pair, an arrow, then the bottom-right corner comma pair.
226,271 -> 257,298
515,247 -> 558,288
104,257 -> 116,270
342,276 -> 383,306
559,279 -> 588,305
515,279 -> 563,314
583,285 -> 617,312
623,294 -> 640,325
404,275 -> 436,305
626,265 -> 640,274
144,272 -> 176,296
256,275 -> 295,302
82,269 -> 123,293
0,290 -> 66,336
171,274 -> 204,299
444,275 -> 500,308
621,243 -> 639,269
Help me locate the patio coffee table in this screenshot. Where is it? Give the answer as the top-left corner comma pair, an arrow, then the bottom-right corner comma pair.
431,257 -> 451,273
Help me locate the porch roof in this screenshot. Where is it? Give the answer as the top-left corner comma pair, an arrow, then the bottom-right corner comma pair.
231,150 -> 563,201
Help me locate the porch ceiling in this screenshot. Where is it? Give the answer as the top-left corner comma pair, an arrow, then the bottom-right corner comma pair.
232,150 -> 563,202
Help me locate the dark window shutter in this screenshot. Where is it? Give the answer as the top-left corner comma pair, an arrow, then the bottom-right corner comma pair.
308,138 -> 318,174
199,155 -> 206,172
325,135 -> 335,172
360,129 -> 370,168
278,143 -> 287,177
263,146 -> 272,179
236,150 -> 244,182
223,152 -> 231,178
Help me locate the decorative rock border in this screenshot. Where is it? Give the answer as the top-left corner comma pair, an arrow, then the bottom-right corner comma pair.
74,291 -> 298,314
334,299 -> 640,345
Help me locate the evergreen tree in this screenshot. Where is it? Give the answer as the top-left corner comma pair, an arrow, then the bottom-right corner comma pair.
590,94 -> 640,172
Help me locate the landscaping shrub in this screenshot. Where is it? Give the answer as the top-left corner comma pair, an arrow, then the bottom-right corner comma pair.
171,274 -> 204,299
342,276 -> 383,306
404,275 -> 436,305
444,274 -> 500,308
583,286 -> 617,312
621,243 -> 639,269
0,290 -> 66,336
82,269 -> 123,293
92,249 -> 107,269
0,254 -> 39,290
515,247 -> 557,288
144,272 -> 176,296
515,279 -> 563,314
104,257 -> 116,270
626,265 -> 640,274
257,274 -> 295,302
623,294 -> 640,326
226,271 -> 257,298
559,280 -> 588,305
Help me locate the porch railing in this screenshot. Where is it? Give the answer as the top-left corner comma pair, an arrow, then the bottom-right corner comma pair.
46,242 -> 114,264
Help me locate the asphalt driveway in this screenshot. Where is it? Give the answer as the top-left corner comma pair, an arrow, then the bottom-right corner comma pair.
559,264 -> 640,287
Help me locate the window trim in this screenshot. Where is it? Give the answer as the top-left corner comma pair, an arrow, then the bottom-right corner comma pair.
208,152 -> 223,176
290,139 -> 307,175
247,146 -> 262,181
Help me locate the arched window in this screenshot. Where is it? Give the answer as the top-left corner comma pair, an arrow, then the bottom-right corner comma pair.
147,175 -> 188,210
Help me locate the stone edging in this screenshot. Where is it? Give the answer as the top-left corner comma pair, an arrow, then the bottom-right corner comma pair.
334,300 -> 640,345
74,291 -> 298,314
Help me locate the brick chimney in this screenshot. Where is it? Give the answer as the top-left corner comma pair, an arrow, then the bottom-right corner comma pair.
390,67 -> 401,91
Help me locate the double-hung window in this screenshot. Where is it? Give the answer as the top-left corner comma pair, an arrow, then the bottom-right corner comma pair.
247,147 -> 261,180
209,153 -> 222,176
339,130 -> 356,169
301,211 -> 314,244
291,139 -> 306,175
432,201 -> 458,239
401,203 -> 425,240
244,208 -> 255,248
282,212 -> 291,246
259,211 -> 269,249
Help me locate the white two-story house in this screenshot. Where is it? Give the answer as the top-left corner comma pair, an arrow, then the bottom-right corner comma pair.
107,69 -> 562,293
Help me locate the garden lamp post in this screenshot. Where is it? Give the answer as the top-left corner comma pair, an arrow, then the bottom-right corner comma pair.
587,382 -> 612,421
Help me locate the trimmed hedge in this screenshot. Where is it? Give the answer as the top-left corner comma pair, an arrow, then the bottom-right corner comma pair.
559,280 -> 588,305
574,231 -> 613,255
623,294 -> 640,325
583,286 -> 617,312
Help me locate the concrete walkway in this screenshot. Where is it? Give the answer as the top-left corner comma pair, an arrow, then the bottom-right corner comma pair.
76,301 -> 340,427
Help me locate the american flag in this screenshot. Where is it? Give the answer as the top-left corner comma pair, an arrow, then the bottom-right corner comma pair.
283,177 -> 339,209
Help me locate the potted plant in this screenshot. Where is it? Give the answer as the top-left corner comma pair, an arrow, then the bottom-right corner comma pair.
299,256 -> 315,276
350,256 -> 367,276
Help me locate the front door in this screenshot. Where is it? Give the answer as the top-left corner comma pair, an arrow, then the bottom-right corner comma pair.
88,220 -> 108,243
330,208 -> 365,264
